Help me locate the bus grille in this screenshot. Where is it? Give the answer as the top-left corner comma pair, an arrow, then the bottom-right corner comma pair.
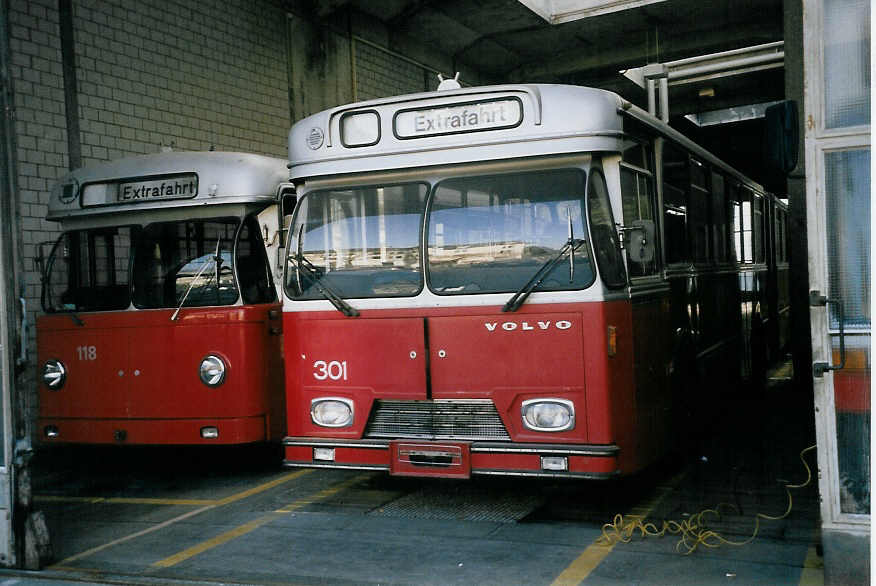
364,400 -> 511,441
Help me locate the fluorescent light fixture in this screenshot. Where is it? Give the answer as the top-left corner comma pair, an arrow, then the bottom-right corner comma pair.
519,0 -> 667,24
685,101 -> 783,127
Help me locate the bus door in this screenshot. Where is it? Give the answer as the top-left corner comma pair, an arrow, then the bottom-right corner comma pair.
803,0 -> 870,565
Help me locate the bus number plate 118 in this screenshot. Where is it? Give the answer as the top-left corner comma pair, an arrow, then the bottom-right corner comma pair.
76,345 -> 97,361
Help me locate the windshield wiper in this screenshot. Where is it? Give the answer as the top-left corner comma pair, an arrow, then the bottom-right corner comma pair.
502,236 -> 586,313
288,246 -> 359,318
171,238 -> 221,321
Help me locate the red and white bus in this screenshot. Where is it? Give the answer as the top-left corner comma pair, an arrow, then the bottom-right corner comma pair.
37,152 -> 290,445
280,83 -> 787,478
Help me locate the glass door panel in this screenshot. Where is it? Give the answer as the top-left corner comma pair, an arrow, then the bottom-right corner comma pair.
824,147 -> 871,515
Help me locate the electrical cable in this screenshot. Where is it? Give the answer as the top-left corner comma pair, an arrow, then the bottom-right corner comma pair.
596,445 -> 816,554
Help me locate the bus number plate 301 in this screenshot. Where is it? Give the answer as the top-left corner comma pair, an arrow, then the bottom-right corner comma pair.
313,360 -> 348,381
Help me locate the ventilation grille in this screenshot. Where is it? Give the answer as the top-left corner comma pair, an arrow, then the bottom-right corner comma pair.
364,400 -> 510,441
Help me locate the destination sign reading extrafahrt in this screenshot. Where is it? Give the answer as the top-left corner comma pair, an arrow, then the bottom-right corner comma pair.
118,175 -> 198,202
81,174 -> 199,207
395,99 -> 522,138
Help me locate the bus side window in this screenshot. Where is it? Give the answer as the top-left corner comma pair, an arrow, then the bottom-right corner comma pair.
752,192 -> 765,263
729,182 -> 742,263
736,187 -> 754,263
620,163 -> 658,277
237,215 -> 277,304
588,169 -> 626,288
689,158 -> 710,264
662,142 -> 689,265
711,172 -> 729,263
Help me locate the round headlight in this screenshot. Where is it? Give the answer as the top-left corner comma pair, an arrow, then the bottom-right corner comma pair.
42,359 -> 66,390
311,398 -> 354,428
199,355 -> 226,387
521,399 -> 574,432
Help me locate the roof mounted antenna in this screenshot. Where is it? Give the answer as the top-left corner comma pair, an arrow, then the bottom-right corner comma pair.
437,72 -> 461,91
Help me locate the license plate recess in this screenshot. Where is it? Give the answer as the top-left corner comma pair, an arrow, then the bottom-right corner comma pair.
390,441 -> 471,478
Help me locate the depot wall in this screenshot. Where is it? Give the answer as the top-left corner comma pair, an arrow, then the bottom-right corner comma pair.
6,0 -> 481,435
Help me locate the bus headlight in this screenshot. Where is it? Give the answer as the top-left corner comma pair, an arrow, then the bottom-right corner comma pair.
199,355 -> 226,387
521,399 -> 575,432
311,398 -> 354,428
42,359 -> 67,390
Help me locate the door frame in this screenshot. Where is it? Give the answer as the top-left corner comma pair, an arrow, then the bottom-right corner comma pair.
803,0 -> 871,532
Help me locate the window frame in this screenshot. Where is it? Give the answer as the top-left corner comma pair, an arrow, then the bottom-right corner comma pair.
424,167 -> 596,296
286,182 -> 429,301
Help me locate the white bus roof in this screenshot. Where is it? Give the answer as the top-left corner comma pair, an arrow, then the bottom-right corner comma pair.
48,151 -> 289,221
288,84 -> 624,180
288,83 -> 763,192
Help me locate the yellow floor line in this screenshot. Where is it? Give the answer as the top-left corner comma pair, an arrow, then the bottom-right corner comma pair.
50,503 -> 217,568
214,471 -> 318,506
551,474 -> 684,586
151,516 -> 278,569
152,473 -> 371,569
36,495 -> 217,506
50,469 -> 312,568
798,545 -> 824,586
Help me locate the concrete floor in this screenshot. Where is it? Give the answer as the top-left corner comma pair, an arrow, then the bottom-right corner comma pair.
0,371 -> 834,585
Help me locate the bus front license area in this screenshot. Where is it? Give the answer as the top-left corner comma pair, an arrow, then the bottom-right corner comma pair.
390,441 -> 471,479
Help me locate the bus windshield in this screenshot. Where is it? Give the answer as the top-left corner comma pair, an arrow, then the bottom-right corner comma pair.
428,169 -> 594,294
43,216 -> 276,313
285,170 -> 597,301
44,226 -> 138,312
286,183 -> 428,300
132,218 -> 240,309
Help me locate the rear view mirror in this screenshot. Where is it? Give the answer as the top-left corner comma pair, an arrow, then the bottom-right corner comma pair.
764,100 -> 799,176
35,240 -> 57,283
622,219 -> 655,264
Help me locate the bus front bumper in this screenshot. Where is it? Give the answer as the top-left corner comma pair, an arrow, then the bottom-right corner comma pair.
283,437 -> 620,479
37,416 -> 268,445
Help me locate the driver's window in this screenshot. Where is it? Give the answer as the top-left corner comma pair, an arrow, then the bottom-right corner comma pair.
132,218 -> 239,309
588,169 -> 626,288
620,166 -> 659,277
237,215 -> 276,304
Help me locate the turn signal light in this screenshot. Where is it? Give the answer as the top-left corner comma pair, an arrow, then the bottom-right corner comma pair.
200,426 -> 219,439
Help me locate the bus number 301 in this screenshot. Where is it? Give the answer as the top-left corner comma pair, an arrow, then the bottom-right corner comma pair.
77,345 -> 97,361
313,360 -> 348,381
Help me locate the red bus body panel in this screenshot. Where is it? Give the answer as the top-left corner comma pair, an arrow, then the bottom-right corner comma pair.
284,301 -> 656,478
834,349 -> 870,415
37,304 -> 284,445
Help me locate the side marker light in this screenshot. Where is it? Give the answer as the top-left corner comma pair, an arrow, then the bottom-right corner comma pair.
200,426 -> 219,439
541,456 -> 568,471
313,447 -> 335,461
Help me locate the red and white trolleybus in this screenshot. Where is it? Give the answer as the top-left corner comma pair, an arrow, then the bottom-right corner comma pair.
38,152 -> 290,445
281,83 -> 787,478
